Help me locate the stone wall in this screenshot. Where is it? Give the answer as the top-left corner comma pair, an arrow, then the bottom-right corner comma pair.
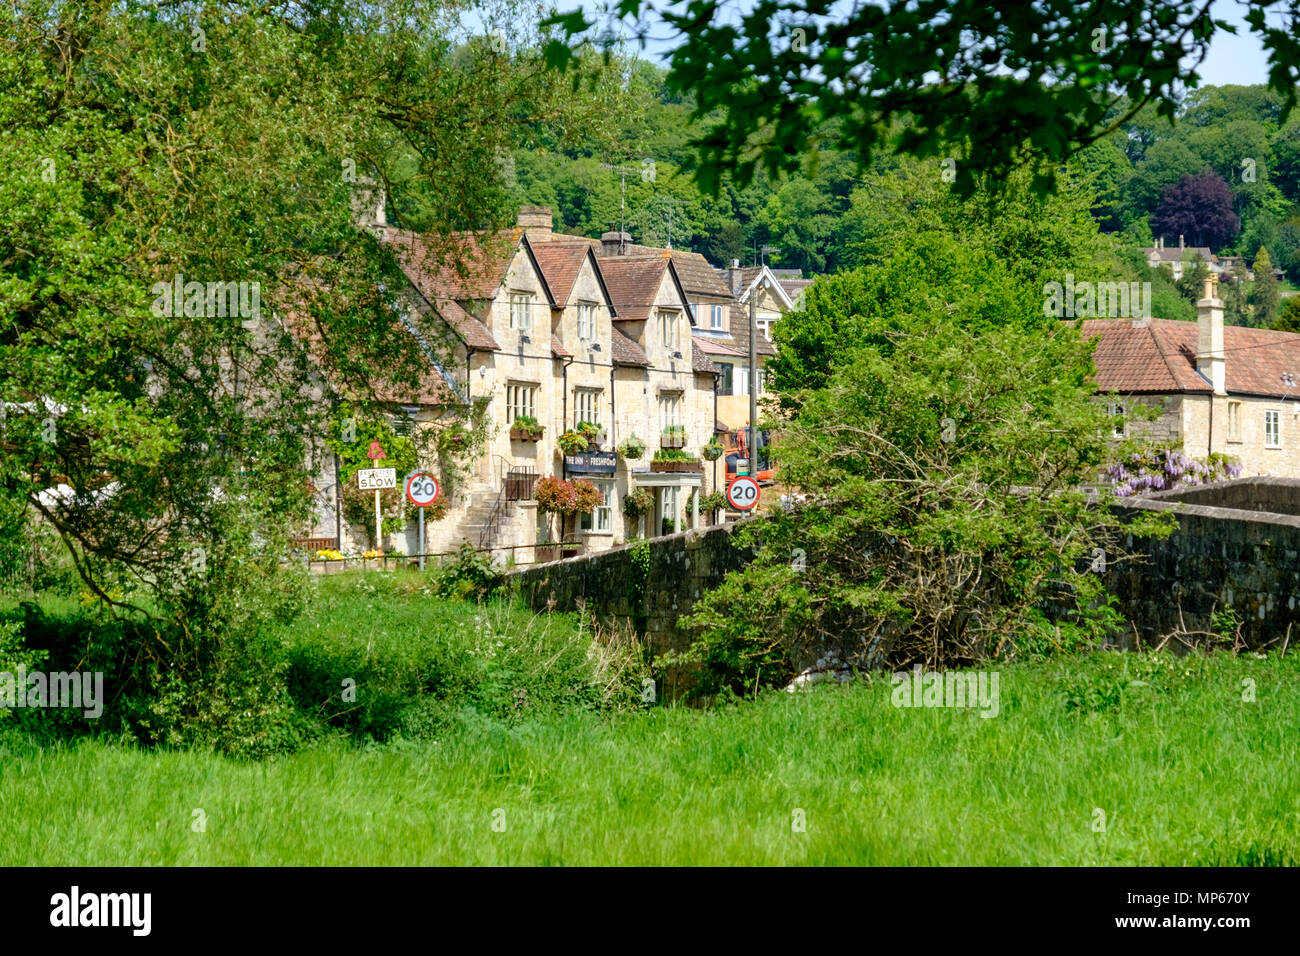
510,520 -> 754,697
1111,495 -> 1300,648
511,484 -> 1300,689
1139,475 -> 1300,514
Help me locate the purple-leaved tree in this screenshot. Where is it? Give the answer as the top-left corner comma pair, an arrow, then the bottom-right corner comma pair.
1151,171 -> 1241,251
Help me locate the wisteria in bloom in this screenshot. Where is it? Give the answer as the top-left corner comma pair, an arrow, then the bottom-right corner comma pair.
1104,450 -> 1242,497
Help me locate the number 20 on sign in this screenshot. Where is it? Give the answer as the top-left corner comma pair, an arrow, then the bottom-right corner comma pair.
726,476 -> 760,511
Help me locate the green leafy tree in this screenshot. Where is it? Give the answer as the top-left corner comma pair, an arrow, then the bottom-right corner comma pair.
1270,295 -> 1300,333
681,238 -> 1173,690
549,2 -> 1300,200
1253,247 -> 1281,326
0,0 -> 597,632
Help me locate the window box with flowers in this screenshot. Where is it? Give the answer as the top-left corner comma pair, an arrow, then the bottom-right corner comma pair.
510,416 -> 545,442
650,449 -> 703,473
660,425 -> 686,449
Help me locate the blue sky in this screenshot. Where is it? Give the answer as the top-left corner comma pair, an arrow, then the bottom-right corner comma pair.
586,0 -> 1279,88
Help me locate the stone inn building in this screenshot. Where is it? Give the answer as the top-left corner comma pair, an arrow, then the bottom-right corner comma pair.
1085,275 -> 1300,476
315,203 -> 744,559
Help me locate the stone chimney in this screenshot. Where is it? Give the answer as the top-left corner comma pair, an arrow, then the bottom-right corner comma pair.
516,205 -> 552,242
600,230 -> 631,256
1179,234 -> 1185,252
1196,273 -> 1226,395
350,176 -> 387,235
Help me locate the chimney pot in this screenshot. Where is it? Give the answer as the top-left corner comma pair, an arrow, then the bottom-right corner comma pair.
1179,234 -> 1185,251
516,205 -> 552,241
600,230 -> 631,256
1197,272 -> 1225,396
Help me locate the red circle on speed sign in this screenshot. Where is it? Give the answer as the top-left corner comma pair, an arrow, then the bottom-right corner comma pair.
405,472 -> 440,506
726,476 -> 761,511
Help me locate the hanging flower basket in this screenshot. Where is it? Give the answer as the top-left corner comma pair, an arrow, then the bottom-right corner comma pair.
618,435 -> 647,460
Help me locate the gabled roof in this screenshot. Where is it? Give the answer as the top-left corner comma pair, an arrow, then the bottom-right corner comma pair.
597,256 -> 691,322
733,267 -> 790,308
431,296 -> 499,351
611,327 -> 649,367
728,306 -> 778,359
550,231 -> 733,299
1145,246 -> 1217,263
1081,318 -> 1300,399
385,228 -> 556,351
693,336 -> 746,358
279,279 -> 459,406
662,250 -> 733,298
530,242 -> 617,314
691,341 -> 720,375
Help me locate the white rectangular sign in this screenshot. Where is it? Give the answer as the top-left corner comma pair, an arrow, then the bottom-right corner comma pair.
357,468 -> 397,490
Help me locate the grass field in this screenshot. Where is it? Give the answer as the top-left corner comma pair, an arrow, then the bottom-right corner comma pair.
1,571 -> 1297,865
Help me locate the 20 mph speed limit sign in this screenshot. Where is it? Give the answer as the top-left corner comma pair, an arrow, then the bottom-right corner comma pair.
726,476 -> 761,511
405,472 -> 440,507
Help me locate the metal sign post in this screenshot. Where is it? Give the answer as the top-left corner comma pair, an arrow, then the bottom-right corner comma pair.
404,472 -> 441,570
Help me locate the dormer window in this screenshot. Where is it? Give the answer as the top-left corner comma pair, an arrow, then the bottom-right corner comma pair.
577,303 -> 596,340
658,309 -> 679,348
509,293 -> 532,331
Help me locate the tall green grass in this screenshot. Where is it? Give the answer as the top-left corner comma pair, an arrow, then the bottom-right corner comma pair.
1,649 -> 1295,865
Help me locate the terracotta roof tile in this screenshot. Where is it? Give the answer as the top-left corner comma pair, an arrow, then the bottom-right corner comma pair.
693,335 -> 745,357
692,340 -> 720,374
1081,318 -> 1300,398
431,296 -> 498,351
550,334 -> 572,359
530,242 -> 596,306
550,232 -> 733,298
598,257 -> 671,322
386,228 -> 522,301
279,282 -> 459,405
611,327 -> 649,367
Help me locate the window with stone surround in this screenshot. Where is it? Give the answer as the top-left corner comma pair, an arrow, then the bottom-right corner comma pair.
575,388 -> 602,429
506,383 -> 537,422
577,303 -> 596,340
1227,401 -> 1242,442
1265,408 -> 1281,448
578,479 -> 613,533
509,293 -> 532,331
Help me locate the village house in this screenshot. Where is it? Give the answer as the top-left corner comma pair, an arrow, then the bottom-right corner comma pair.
708,263 -> 809,435
1085,274 -> 1300,477
317,203 -> 730,559
1142,235 -> 1221,280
